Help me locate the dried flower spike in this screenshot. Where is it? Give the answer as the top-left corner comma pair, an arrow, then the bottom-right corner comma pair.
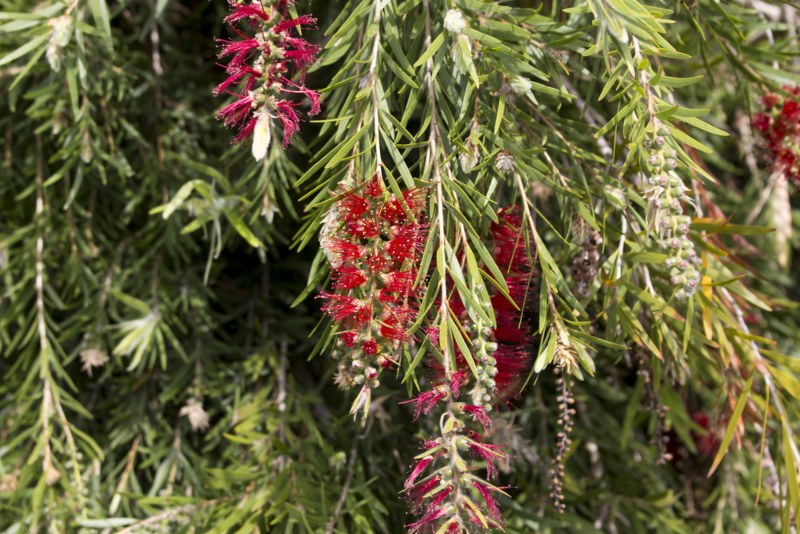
549,368 -> 574,514
636,351 -> 672,465
570,221 -> 602,298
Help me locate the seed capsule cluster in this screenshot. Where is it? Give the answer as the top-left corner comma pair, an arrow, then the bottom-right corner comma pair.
550,368 -> 575,514
643,124 -> 701,300
636,352 -> 672,464
570,226 -> 602,298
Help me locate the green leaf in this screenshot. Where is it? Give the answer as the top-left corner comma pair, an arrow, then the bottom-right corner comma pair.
413,32 -> 445,68
88,0 -> 113,51
691,219 -> 774,235
708,374 -> 753,476
670,127 -> 713,155
224,210 -> 265,249
0,33 -> 48,68
658,74 -> 704,88
682,116 -> 729,137
77,518 -> 138,528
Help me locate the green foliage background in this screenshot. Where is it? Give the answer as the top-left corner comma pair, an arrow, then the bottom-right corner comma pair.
1,0 -> 799,532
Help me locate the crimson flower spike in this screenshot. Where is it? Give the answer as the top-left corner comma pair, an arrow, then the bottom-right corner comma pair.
753,85 -> 800,188
214,0 -> 321,161
318,175 -> 427,419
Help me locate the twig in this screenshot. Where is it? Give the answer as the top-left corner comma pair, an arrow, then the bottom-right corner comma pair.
325,416 -> 373,534
614,215 -> 628,281
369,0 -> 384,178
116,503 -> 214,534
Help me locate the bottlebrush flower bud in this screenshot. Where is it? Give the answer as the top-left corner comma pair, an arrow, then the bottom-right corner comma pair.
46,15 -> 73,72
451,33 -> 474,76
495,152 -> 516,175
460,141 -> 480,173
643,125 -> 701,300
251,111 -> 272,161
443,9 -> 467,34
510,76 -> 533,95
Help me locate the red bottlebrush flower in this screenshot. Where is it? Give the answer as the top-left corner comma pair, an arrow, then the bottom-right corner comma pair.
213,64 -> 261,97
215,0 -> 320,157
402,388 -> 447,420
493,345 -> 532,397
468,441 -> 504,480
326,239 -> 363,266
379,189 -> 424,224
341,331 -> 357,347
405,456 -> 434,490
754,86 -> 800,187
366,252 -> 389,273
339,194 -> 369,222
464,405 -> 492,432
492,322 -> 529,344
430,207 -> 533,391
491,209 -> 529,271
386,225 -> 423,261
363,175 -> 384,197
216,93 -> 256,127
380,271 -> 415,300
232,115 -> 259,145
379,311 -> 410,341
217,37 -> 261,68
783,99 -> 800,122
320,177 -> 427,405
273,15 -> 317,34
281,77 -> 322,114
692,411 -> 720,458
406,476 -> 441,509
223,3 -> 269,23
426,326 -> 440,346
473,482 -> 502,519
362,339 -> 378,355
752,113 -> 770,132
407,507 -> 447,533
333,265 -> 368,290
450,370 -> 467,398
379,198 -> 409,225
354,303 -> 372,326
348,219 -> 380,239
428,485 -> 453,509
319,294 -> 361,322
282,37 -> 320,68
275,100 -> 301,147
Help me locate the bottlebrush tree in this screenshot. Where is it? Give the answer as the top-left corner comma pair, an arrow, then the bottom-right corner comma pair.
1,0 -> 800,532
